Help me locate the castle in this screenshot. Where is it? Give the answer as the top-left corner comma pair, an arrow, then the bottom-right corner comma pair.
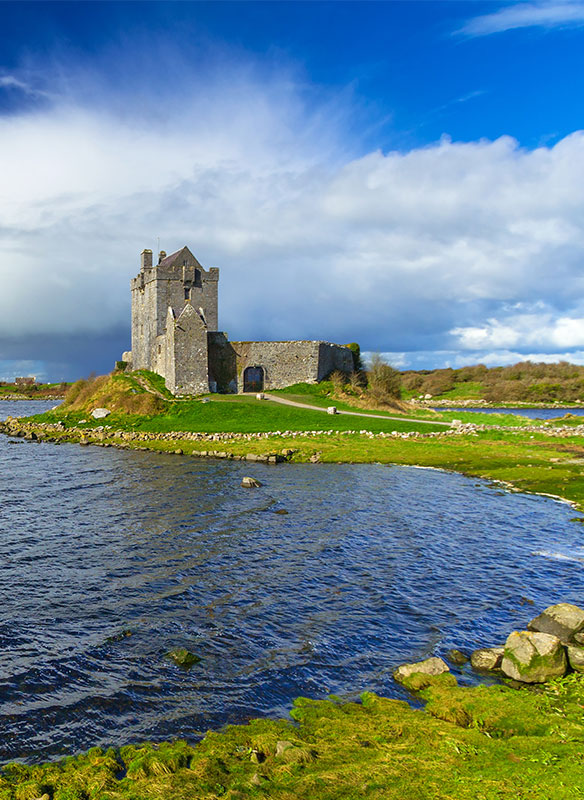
122,246 -> 353,395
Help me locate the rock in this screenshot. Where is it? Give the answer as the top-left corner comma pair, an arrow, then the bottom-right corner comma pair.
256,393 -> 265,400
91,408 -> 111,419
527,603 -> 584,643
567,645 -> 584,672
79,439 -> 90,446
309,453 -> 321,463
327,406 -> 338,415
275,740 -> 294,758
106,629 -> 132,643
165,648 -> 201,669
393,656 -> 449,685
445,648 -> 469,666
275,509 -> 288,515
241,476 -> 262,488
201,398 -> 210,404
501,631 -> 567,683
470,647 -> 504,672
573,631 -> 584,645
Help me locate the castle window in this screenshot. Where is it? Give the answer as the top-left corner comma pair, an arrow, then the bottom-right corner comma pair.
184,287 -> 190,300
158,345 -> 161,354
194,269 -> 202,288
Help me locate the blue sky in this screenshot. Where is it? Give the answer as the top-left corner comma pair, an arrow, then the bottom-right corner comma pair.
1,1 -> 584,381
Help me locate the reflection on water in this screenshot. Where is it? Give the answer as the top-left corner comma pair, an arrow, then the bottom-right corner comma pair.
1,401 -> 583,763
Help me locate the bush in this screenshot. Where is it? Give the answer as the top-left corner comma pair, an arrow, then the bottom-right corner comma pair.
366,354 -> 402,403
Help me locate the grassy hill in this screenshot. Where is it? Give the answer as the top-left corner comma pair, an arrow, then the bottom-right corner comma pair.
400,362 -> 584,404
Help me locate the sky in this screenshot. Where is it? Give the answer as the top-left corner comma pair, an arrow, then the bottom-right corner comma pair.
1,1 -> 584,381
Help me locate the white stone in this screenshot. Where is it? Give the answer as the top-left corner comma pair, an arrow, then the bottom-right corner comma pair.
91,408 -> 111,419
327,406 -> 338,415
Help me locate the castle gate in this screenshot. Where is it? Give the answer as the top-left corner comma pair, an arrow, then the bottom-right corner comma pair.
243,366 -> 264,393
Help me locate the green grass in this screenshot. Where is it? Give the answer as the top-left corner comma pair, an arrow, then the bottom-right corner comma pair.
32,394 -> 447,435
3,673 -> 584,798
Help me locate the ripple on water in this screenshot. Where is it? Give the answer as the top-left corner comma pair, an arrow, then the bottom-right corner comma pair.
1,400 -> 584,762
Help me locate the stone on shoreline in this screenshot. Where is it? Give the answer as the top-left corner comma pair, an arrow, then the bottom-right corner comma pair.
393,656 -> 449,686
501,631 -> 567,683
470,647 -> 504,672
567,645 -> 584,672
527,603 -> 584,643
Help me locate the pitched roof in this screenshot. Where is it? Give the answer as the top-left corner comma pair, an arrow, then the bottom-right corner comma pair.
158,245 -> 203,269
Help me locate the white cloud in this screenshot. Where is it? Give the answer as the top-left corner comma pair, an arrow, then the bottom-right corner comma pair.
458,1 -> 584,37
1,51 -> 584,376
452,313 -> 584,351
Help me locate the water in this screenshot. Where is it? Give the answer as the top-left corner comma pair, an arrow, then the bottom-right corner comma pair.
1,400 -> 584,763
438,406 -> 584,420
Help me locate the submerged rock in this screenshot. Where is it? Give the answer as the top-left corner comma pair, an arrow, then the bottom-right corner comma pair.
470,647 -> 504,672
501,631 -> 567,683
527,603 -> 584,643
445,648 -> 469,666
393,656 -> 449,686
241,476 -> 262,488
165,648 -> 201,669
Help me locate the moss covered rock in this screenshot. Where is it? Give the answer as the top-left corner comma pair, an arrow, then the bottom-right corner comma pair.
393,656 -> 449,686
501,630 -> 567,683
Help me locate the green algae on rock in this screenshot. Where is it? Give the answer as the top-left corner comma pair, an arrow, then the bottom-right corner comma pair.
164,648 -> 201,669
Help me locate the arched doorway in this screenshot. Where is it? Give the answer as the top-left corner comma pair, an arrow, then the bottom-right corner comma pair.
243,366 -> 264,393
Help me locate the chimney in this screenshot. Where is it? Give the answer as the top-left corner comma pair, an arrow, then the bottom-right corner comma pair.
141,249 -> 153,270
158,250 -> 167,264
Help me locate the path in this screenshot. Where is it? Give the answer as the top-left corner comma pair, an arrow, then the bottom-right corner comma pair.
263,394 -> 452,427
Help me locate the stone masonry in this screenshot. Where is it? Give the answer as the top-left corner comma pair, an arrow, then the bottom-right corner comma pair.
123,246 -> 353,396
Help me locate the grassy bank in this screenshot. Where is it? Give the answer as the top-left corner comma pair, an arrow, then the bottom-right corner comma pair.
2,672 -> 584,798
9,370 -> 582,512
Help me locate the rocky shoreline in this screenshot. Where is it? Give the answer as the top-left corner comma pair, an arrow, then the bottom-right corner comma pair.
2,415 -> 584,456
394,602 -> 584,689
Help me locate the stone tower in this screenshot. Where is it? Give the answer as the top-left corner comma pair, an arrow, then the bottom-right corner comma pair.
128,246 -> 219,395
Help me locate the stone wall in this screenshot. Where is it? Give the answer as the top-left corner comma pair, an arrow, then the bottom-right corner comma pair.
225,340 -> 353,392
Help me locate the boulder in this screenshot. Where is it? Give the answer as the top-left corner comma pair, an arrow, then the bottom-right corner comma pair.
393,656 -> 449,685
91,408 -> 111,419
567,645 -> 584,673
501,631 -> 567,683
470,647 -> 504,672
527,603 -> 584,643
241,476 -> 262,488
327,406 -> 338,415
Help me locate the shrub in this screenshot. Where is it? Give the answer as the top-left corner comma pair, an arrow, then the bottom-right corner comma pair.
366,354 -> 402,403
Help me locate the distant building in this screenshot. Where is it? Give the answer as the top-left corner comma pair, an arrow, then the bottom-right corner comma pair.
122,246 -> 353,395
14,377 -> 36,386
